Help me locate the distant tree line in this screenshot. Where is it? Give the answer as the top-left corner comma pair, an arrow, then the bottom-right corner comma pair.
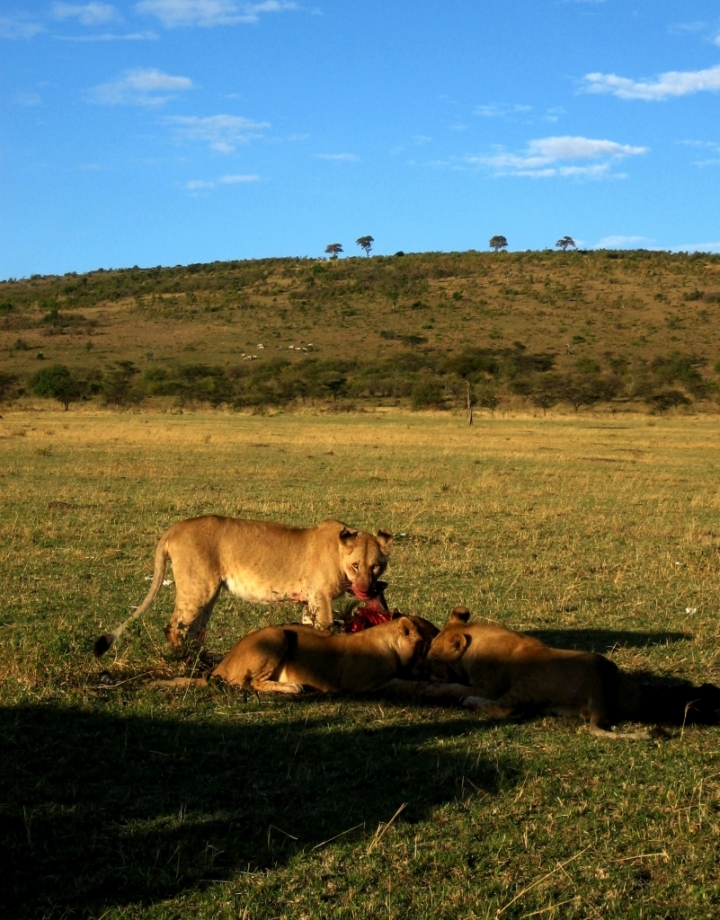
9,346 -> 716,414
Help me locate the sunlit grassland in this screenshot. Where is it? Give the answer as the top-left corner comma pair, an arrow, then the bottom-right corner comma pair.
2,408 -> 720,919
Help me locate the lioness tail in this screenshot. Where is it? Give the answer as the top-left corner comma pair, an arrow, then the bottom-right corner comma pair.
588,723 -> 668,741
93,535 -> 170,657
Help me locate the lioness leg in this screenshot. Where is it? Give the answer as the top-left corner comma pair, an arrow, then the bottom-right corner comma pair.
463,696 -> 515,719
165,584 -> 222,649
587,713 -> 659,741
247,678 -> 305,694
423,682 -> 474,701
302,594 -> 333,628
151,677 -> 209,688
380,680 -> 475,699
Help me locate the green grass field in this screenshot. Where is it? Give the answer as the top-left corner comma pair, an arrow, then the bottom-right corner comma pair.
2,408 -> 720,919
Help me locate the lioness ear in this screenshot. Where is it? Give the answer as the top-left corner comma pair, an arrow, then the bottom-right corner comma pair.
376,529 -> 393,552
451,633 -> 469,656
450,606 -> 471,623
339,527 -> 358,543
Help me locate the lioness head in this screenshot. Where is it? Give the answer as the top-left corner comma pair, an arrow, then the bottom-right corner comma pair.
339,526 -> 392,600
426,622 -> 470,683
393,613 -> 440,679
390,616 -> 425,669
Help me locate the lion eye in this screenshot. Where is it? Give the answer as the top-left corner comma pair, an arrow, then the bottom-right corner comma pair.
351,562 -> 359,571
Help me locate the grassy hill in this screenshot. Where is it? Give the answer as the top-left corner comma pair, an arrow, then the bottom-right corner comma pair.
2,248 -> 720,412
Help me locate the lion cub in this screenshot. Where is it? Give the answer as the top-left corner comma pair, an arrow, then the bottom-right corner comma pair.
426,608 -> 656,740
95,516 -> 392,656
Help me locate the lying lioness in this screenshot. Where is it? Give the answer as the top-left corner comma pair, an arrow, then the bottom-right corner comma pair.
155,615 -> 435,695
94,516 -> 392,657
426,608 -> 658,739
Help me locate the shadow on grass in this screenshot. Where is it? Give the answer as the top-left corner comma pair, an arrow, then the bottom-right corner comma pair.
525,628 -> 691,653
1,701 -> 516,918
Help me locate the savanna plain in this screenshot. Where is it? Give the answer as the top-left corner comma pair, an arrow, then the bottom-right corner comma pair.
2,408 -> 720,919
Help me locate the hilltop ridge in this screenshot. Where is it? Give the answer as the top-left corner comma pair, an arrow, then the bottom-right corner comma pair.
2,249 -> 719,412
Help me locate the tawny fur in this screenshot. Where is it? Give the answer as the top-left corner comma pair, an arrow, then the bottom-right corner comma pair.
426,607 -> 658,740
154,615 -> 435,696
94,516 -> 392,656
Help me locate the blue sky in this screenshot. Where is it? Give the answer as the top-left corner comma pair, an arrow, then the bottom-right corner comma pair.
2,0 -> 719,277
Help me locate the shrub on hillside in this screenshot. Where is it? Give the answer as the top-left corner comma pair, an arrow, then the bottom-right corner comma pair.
30,364 -> 84,410
101,361 -> 141,406
411,375 -> 445,409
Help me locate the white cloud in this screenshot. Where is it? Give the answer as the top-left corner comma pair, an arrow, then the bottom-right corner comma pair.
316,153 -> 359,162
12,91 -> 42,106
52,3 -> 119,25
220,173 -> 259,183
668,21 -> 707,35
186,173 -> 260,190
0,15 -> 45,39
86,68 -> 194,105
55,30 -> 158,40
165,114 -> 269,151
596,235 -> 652,248
469,135 -> 647,178
582,64 -> 720,100
680,139 -> 720,166
475,103 -> 532,118
558,163 -> 611,178
545,106 -> 566,122
529,137 -> 646,159
135,0 -> 297,28
475,103 -> 564,124
680,139 -> 720,148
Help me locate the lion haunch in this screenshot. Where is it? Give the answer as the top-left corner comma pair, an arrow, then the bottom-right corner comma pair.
94,516 -> 392,656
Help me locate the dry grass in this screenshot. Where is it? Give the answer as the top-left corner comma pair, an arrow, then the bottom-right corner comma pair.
2,408 -> 720,918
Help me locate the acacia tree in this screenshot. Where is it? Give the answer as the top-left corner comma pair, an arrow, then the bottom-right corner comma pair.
356,235 -> 374,256
489,235 -> 508,252
556,236 -> 576,251
324,243 -> 343,260
30,363 -> 83,411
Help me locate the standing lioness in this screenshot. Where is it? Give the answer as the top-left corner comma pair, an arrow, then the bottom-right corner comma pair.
94,516 -> 392,656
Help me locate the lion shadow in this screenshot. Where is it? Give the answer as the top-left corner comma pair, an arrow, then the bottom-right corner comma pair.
524,628 -> 691,653
1,700 -> 517,918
